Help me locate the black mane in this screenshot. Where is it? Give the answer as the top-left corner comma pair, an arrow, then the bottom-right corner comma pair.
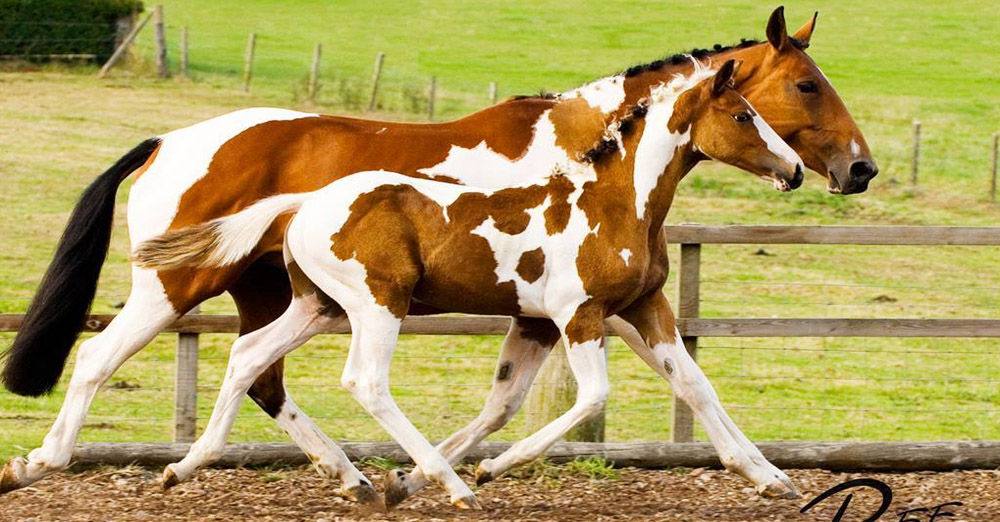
580,103 -> 649,164
623,38 -> 761,77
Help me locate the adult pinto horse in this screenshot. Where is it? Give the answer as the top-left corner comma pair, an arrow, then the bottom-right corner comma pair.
133,59 -> 804,509
1,7 -> 874,500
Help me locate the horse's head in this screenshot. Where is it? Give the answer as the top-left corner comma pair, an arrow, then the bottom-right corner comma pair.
737,7 -> 878,194
681,59 -> 805,192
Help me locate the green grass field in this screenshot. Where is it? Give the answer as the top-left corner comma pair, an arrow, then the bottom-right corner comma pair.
2,1 -> 1000,460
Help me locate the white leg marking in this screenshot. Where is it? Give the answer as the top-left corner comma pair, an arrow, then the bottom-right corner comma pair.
167,295 -> 344,483
633,328 -> 794,495
340,309 -> 475,505
15,268 -> 177,486
398,319 -> 555,500
479,336 -> 609,479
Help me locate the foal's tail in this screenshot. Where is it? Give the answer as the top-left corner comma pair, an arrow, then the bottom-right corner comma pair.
132,192 -> 310,271
2,138 -> 161,396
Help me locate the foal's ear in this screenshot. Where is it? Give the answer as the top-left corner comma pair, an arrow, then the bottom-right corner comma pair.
712,59 -> 737,95
766,6 -> 789,51
792,11 -> 818,47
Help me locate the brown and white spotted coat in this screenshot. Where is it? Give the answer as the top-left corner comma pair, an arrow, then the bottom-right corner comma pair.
2,7 -> 868,504
131,60 -> 804,508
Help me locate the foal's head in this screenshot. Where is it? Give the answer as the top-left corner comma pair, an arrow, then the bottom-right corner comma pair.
676,59 -> 805,191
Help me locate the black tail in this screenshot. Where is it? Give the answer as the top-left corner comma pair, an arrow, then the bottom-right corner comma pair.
1,138 -> 161,396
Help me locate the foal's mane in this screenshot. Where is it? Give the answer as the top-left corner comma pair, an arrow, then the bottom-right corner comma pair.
579,60 -> 716,164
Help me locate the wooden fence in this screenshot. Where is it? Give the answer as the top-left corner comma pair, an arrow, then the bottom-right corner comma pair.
3,225 -> 1000,467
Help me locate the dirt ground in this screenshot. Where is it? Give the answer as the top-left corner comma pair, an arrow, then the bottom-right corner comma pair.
1,465 -> 996,522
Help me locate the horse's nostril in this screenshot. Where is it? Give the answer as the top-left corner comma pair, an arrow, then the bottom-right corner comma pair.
850,160 -> 878,180
790,164 -> 804,189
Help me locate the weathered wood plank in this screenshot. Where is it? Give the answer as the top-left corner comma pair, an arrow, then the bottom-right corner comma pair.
3,315 -> 1000,338
679,318 -> 1000,338
71,441 -> 1000,471
673,244 -> 701,443
663,225 -> 1000,245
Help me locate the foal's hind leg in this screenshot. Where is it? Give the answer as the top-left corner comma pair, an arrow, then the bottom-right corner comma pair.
229,262 -> 375,504
341,308 -> 479,509
162,294 -> 352,488
2,268 -> 179,493
384,317 -> 559,507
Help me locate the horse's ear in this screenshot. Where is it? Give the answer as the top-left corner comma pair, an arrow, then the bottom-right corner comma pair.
766,6 -> 789,51
792,11 -> 818,46
713,60 -> 737,95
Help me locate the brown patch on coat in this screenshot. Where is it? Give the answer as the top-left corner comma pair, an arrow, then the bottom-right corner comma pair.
549,98 -> 610,159
542,175 -> 574,235
515,248 -> 545,283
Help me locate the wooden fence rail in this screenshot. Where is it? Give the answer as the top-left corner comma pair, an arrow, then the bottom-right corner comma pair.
3,225 -> 999,447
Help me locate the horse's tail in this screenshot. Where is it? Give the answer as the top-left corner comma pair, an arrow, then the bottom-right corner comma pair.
132,192 -> 310,271
2,138 -> 161,396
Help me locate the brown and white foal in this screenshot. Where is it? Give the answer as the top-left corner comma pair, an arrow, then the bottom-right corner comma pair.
134,60 -> 803,508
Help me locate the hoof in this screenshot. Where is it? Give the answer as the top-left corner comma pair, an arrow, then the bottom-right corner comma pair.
474,462 -> 494,487
344,482 -> 385,513
757,477 -> 801,500
452,494 -> 483,510
1,457 -> 27,494
383,468 -> 409,509
161,465 -> 181,490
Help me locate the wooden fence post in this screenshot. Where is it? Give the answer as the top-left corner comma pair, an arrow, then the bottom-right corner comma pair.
179,26 -> 188,78
673,243 -> 701,442
153,4 -> 167,78
174,306 -> 199,442
911,120 -> 921,186
243,32 -> 256,92
308,43 -> 322,101
991,132 -> 998,204
428,76 -> 437,121
524,339 -> 607,442
367,51 -> 385,111
489,81 -> 497,105
97,10 -> 153,78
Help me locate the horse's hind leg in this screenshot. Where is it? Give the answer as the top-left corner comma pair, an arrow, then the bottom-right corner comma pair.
162,293 -> 351,488
2,268 -> 179,493
229,261 -> 375,504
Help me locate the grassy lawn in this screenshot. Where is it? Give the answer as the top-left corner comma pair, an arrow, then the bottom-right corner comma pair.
1,0 -> 999,460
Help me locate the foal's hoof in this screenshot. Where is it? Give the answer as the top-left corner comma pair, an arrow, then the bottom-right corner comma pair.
344,482 -> 385,513
758,476 -> 801,500
161,465 -> 182,490
0,457 -> 27,494
383,468 -> 409,509
453,494 -> 483,510
474,461 -> 495,486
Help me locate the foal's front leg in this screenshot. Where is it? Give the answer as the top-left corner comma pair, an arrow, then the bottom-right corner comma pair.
475,308 -> 610,484
384,316 -> 559,507
616,291 -> 799,499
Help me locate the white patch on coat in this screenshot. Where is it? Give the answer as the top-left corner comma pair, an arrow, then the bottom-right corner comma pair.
620,249 -> 632,265
417,113 -> 572,188
742,97 -> 803,168
563,75 -> 627,114
128,108 -> 317,245
850,139 -> 861,157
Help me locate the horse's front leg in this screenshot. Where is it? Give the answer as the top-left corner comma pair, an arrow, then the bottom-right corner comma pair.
384,316 -> 559,507
615,291 -> 800,499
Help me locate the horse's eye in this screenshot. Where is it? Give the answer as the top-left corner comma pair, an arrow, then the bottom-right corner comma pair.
797,81 -> 818,93
733,112 -> 752,123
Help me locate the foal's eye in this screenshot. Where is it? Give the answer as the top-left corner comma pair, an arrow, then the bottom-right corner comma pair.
733,112 -> 752,123
797,81 -> 818,93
